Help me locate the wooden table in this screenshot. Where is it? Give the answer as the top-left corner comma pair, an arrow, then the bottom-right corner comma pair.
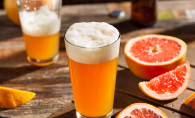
1,0 -> 195,118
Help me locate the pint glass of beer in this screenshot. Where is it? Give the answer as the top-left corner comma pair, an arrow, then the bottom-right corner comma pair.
65,22 -> 120,118
17,0 -> 61,66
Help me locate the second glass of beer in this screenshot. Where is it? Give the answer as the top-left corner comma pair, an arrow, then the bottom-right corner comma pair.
17,0 -> 61,66
65,22 -> 120,118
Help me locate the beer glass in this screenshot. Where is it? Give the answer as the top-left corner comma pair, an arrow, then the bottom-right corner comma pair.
65,22 -> 120,118
17,0 -> 61,66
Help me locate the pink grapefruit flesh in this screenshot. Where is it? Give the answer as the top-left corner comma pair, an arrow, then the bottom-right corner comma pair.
130,37 -> 181,63
124,34 -> 187,80
116,103 -> 168,118
139,62 -> 190,100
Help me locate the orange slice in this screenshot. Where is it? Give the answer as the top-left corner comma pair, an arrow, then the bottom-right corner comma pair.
183,92 -> 195,110
0,87 -> 36,108
3,0 -> 20,25
42,0 -> 53,10
116,103 -> 168,118
139,62 -> 190,100
124,34 -> 187,80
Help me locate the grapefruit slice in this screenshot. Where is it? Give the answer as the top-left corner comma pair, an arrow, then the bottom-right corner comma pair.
139,62 -> 190,100
0,87 -> 36,108
183,92 -> 195,110
124,34 -> 187,80
116,103 -> 168,118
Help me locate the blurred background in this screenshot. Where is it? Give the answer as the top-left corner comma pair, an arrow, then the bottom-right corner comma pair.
0,0 -> 130,9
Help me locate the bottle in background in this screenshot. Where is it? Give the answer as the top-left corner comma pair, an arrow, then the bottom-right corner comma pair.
131,0 -> 157,27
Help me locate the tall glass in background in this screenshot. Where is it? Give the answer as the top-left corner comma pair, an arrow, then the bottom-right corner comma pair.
17,0 -> 61,66
65,22 -> 120,118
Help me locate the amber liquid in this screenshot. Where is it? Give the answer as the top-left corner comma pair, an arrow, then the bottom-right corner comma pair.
68,56 -> 118,117
23,32 -> 59,61
131,0 -> 156,27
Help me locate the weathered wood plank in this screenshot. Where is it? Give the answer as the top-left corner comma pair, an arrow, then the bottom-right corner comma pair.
0,65 -> 69,84
0,82 -> 73,101
0,98 -> 73,118
113,91 -> 191,118
46,91 -> 190,118
106,1 -> 131,14
47,103 -> 75,118
61,4 -> 109,17
158,0 -> 195,10
186,46 -> 195,67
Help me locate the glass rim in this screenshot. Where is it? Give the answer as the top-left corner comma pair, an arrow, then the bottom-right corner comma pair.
64,32 -> 120,49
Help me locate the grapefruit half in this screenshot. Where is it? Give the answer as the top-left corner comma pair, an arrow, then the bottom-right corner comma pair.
116,103 -> 168,118
139,62 -> 190,100
183,92 -> 195,110
124,34 -> 187,80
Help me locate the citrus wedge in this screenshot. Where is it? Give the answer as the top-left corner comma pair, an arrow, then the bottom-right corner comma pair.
124,34 -> 187,80
42,0 -> 53,10
116,103 -> 168,118
139,62 -> 190,100
183,92 -> 195,110
4,0 -> 20,25
0,87 -> 36,108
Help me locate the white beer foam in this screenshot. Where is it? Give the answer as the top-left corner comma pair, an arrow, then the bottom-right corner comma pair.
19,5 -> 60,37
65,22 -> 119,47
65,22 -> 120,64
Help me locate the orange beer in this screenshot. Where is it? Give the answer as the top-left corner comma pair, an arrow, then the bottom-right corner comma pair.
23,32 -> 59,61
65,22 -> 120,117
68,56 -> 118,117
18,0 -> 61,66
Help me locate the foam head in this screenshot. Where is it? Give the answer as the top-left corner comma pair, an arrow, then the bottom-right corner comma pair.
19,5 -> 61,37
65,22 -> 120,64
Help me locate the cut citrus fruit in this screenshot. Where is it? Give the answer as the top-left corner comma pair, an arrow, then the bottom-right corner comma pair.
124,34 -> 187,80
0,87 -> 36,108
116,103 -> 168,118
183,92 -> 195,110
42,0 -> 53,10
139,62 -> 190,100
4,0 -> 20,25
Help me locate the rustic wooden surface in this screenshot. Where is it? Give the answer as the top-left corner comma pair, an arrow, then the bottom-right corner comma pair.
1,0 -> 195,118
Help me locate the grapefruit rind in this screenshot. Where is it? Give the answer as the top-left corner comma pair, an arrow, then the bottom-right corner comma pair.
183,93 -> 195,105
124,34 -> 187,80
0,87 -> 36,108
139,62 -> 190,100
116,103 -> 168,118
183,92 -> 195,110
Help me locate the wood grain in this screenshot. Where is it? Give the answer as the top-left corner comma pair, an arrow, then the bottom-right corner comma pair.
0,98 -> 73,118
106,1 -> 131,14
46,91 -> 191,118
